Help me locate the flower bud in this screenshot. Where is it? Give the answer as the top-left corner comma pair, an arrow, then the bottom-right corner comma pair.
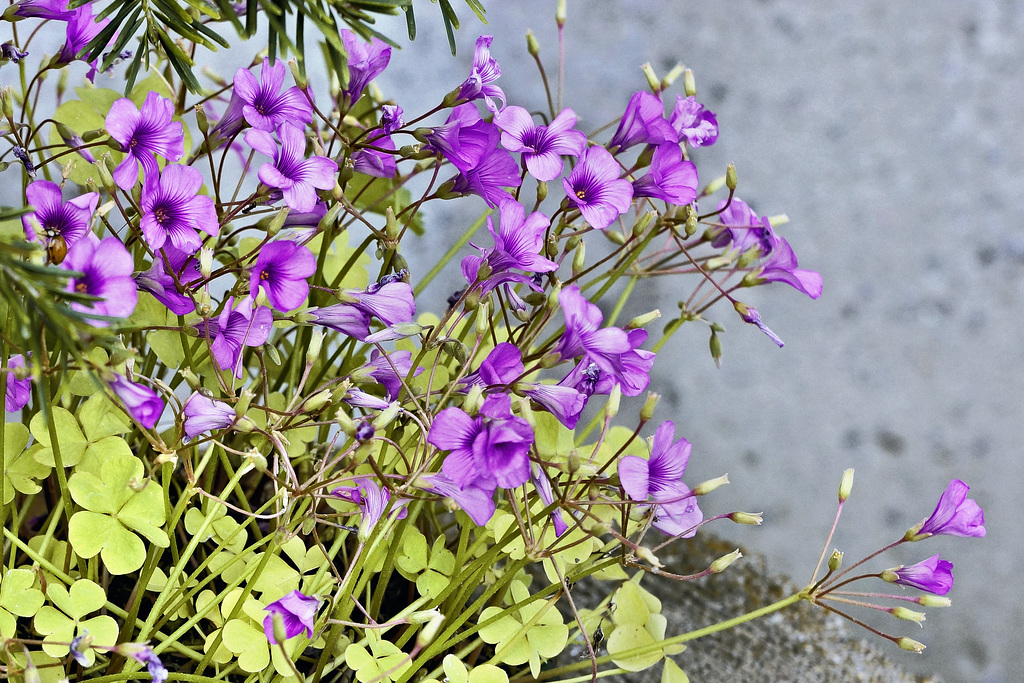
693,474 -> 730,495
635,545 -> 663,568
571,240 -> 586,277
475,300 -> 491,337
416,611 -> 445,649
22,648 -> 42,683
385,206 -> 400,242
709,328 -> 723,368
683,68 -> 697,98
288,58 -> 308,90
246,449 -> 268,472
526,29 -> 541,57
536,179 -> 548,203
355,420 -> 374,442
306,329 -> 324,365
710,549 -> 742,574
234,388 -> 254,419
632,210 -> 655,237
838,468 -> 855,502
267,207 -> 290,237
270,612 -> 288,645
179,367 -> 201,391
604,384 -> 621,420
891,607 -> 926,625
539,351 -> 561,369
464,385 -> 485,416
641,62 -> 660,93
302,389 -> 332,414
660,62 -> 685,91
685,211 -> 698,236
545,236 -> 559,259
195,103 -> 209,135
917,595 -> 951,608
319,201 -> 343,231
556,0 -> 566,27
464,289 -> 481,311
897,637 -> 925,653
373,401 -> 401,430
96,155 -> 116,193
603,229 -> 626,246
335,407 -> 356,436
639,392 -> 660,422
546,282 -> 562,310
729,511 -> 762,525
827,549 -> 843,572
626,309 -> 660,330
725,163 -> 737,191
263,342 -> 283,366
1,86 -> 13,119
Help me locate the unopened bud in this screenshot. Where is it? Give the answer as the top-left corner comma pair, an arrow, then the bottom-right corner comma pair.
194,103 -> 209,135
683,68 -> 697,97
355,420 -> 374,442
827,549 -> 843,572
270,612 -> 288,645
660,62 -> 685,91
1,86 -> 13,119
464,289 -> 481,311
571,240 -> 586,276
729,511 -> 762,525
416,611 -> 445,649
264,342 -> 282,366
604,384 -> 621,420
536,179 -> 549,204
891,607 -> 926,625
385,206 -> 400,241
626,309 -> 660,330
409,608 -> 442,625
373,401 -> 401,430
897,637 -> 925,653
545,236 -> 559,259
838,468 -> 854,502
635,545 -> 663,568
632,210 -> 655,237
319,202 -> 343,231
709,328 -> 723,368
639,392 -> 660,422
306,329 -> 324,364
335,407 -> 356,436
546,282 -> 562,310
22,647 -> 41,683
234,389 -> 254,419
603,229 -> 626,245
917,595 -> 951,608
96,155 -> 116,192
725,163 -> 737,191
180,367 -> 201,390
526,29 -> 540,57
685,211 -> 698,236
302,389 -> 332,413
539,351 -> 561,369
693,474 -> 730,496
288,58 -> 308,90
556,0 -> 566,27
641,62 -> 660,93
710,549 -> 742,574
463,385 -> 485,415
267,206 -> 290,237
475,301 -> 491,337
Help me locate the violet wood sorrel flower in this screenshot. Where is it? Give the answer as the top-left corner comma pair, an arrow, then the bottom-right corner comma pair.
461,199 -> 556,293
670,94 -> 719,148
882,555 -> 955,596
753,224 -> 824,300
331,477 -> 408,541
447,124 -> 522,208
215,57 -> 314,139
352,349 -> 421,399
906,479 -> 986,540
249,239 -> 316,312
631,142 -> 699,205
56,4 -> 107,80
457,35 -> 504,113
427,393 -> 534,494
418,472 -> 496,526
108,375 -> 163,429
563,146 -> 633,230
380,104 -> 403,134
4,354 -> 31,412
245,123 -> 338,213
6,0 -> 73,19
494,106 -> 587,182
21,179 -> 98,257
619,420 -> 703,537
62,235 -> 137,325
139,164 -> 218,253
182,392 -> 255,438
118,645 -> 168,683
710,197 -> 770,252
134,252 -> 195,316
197,296 -> 273,378
352,130 -> 397,178
105,92 -> 184,190
263,590 -> 319,644
608,90 -> 676,152
341,29 -> 391,104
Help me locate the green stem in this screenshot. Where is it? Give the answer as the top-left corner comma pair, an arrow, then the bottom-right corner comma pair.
414,211 -> 489,297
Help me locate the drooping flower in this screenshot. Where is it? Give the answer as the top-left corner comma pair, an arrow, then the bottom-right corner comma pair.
105,92 -> 184,190
22,179 -> 98,257
380,104 -> 404,135
1,42 -> 28,63
670,95 -> 718,148
562,146 -> 633,230
461,199 -> 556,294
341,29 -> 392,104
109,375 -> 163,429
608,91 -> 676,151
262,590 -> 320,644
555,285 -> 653,396
198,296 -> 273,378
134,252 -> 196,316
118,644 -> 168,683
56,4 -> 107,80
494,106 -> 587,182
427,393 -> 534,493
4,354 -> 31,413
619,420 -> 703,537
907,480 -> 986,541
882,555 -> 954,595
139,164 -> 218,253
245,123 -> 338,213
330,477 -> 407,541
354,349 -> 420,400
754,224 -> 824,300
457,35 -> 504,113
224,57 -> 313,138
521,381 -> 588,430
735,303 -> 785,348
352,130 -> 397,178
62,234 -> 137,325
531,465 -> 569,536
6,0 -> 73,20
710,197 -> 771,252
183,392 -> 238,437
418,472 -> 496,526
249,239 -> 316,312
306,274 -> 414,340
304,304 -> 371,340
631,142 -> 698,205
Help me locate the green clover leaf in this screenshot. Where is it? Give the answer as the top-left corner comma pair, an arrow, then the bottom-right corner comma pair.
67,452 -> 169,575
345,631 -> 411,683
30,398 -> 132,472
478,580 -> 568,676
9,649 -> 65,683
3,422 -> 51,503
443,655 -> 509,683
395,529 -> 456,598
33,579 -> 118,664
605,579 -> 679,672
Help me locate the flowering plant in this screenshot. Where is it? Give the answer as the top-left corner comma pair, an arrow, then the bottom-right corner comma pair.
0,1 -> 984,681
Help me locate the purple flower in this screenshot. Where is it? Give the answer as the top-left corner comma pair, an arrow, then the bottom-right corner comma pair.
380,104 -> 404,135
631,143 -> 698,205
105,92 -> 184,190
226,57 -> 313,137
419,472 -> 496,526
461,342 -> 523,389
352,130 -> 397,178
908,479 -> 986,540
562,146 -> 633,230
245,123 -> 338,213
424,103 -> 483,165
427,393 -> 534,493
200,296 -> 273,378
134,253 -> 196,316
305,304 -> 371,340
461,200 -> 556,293
56,4 -> 107,80
619,420 -> 702,537
109,375 -> 163,429
448,124 -> 521,208
183,392 -> 236,437
331,477 -> 407,540
341,29 -> 392,104
670,95 -> 718,148
1,43 -> 29,63
358,349 -> 420,399
755,224 -> 823,300
120,645 -> 168,683
710,197 -> 770,252
262,590 -> 319,644
735,303 -> 785,348
250,240 -> 316,312
457,35 -> 504,113
69,631 -> 90,666
22,179 -> 98,256
554,286 -> 653,396
531,465 -> 569,536
139,164 -> 218,253
62,235 -> 137,325
522,382 -> 587,430
494,106 -> 587,182
4,354 -> 31,412
345,276 -> 416,326
608,91 -> 676,151
883,555 -> 954,596
7,0 -> 73,20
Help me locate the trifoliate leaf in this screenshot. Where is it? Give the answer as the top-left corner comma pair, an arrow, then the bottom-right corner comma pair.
3,425 -> 50,503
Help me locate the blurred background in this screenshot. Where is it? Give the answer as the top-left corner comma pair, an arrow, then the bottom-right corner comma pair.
373,2 -> 1018,681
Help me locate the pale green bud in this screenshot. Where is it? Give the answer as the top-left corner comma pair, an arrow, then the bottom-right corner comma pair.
335,407 -> 356,436
288,58 -> 308,89
1,86 -> 14,119
661,62 -> 685,91
639,392 -> 660,422
917,595 -> 951,608
897,637 -> 925,653
725,163 -> 737,191
709,328 -> 723,368
267,207 -> 290,237
604,384 -> 621,420
264,342 -> 282,366
710,549 -> 742,574
546,282 -> 562,310
572,240 -> 586,277
195,103 -> 209,135
319,201 -> 343,231
234,389 -> 254,419
626,309 -> 661,330
373,401 -> 401,430
475,301 -> 491,337
603,229 -> 626,245
641,62 -> 660,93
302,389 -> 332,413
385,206 -> 400,241
685,211 -> 698,236
729,511 -> 762,525
200,247 -> 214,279
704,174 -> 726,196
180,367 -> 201,390
827,549 -> 843,572
635,545 -> 663,568
693,474 -> 730,496
556,0 -> 567,27
270,612 -> 288,644
416,611 -> 445,649
306,329 -> 324,365
526,29 -> 541,57
683,68 -> 697,98
633,210 -> 656,237
536,179 -> 549,204
539,351 -> 561,369
838,468 -> 855,502
464,385 -> 484,416
891,607 -> 926,625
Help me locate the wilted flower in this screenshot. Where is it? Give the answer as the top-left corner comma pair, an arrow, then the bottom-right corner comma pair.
352,130 -> 397,178
134,252 -> 196,316
457,35 -> 504,113
109,375 -> 163,429
331,477 -> 408,541
670,94 -> 718,148
262,590 -> 320,644
907,479 -> 986,540
119,644 -> 168,683
105,92 -> 184,190
380,104 -> 404,134
56,5 -> 107,81
183,392 -> 236,437
882,555 -> 954,595
1,42 -> 28,63
418,473 -> 496,526
3,354 -> 31,413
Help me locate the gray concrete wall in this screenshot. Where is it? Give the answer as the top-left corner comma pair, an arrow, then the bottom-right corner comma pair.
374,2 -> 1018,681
